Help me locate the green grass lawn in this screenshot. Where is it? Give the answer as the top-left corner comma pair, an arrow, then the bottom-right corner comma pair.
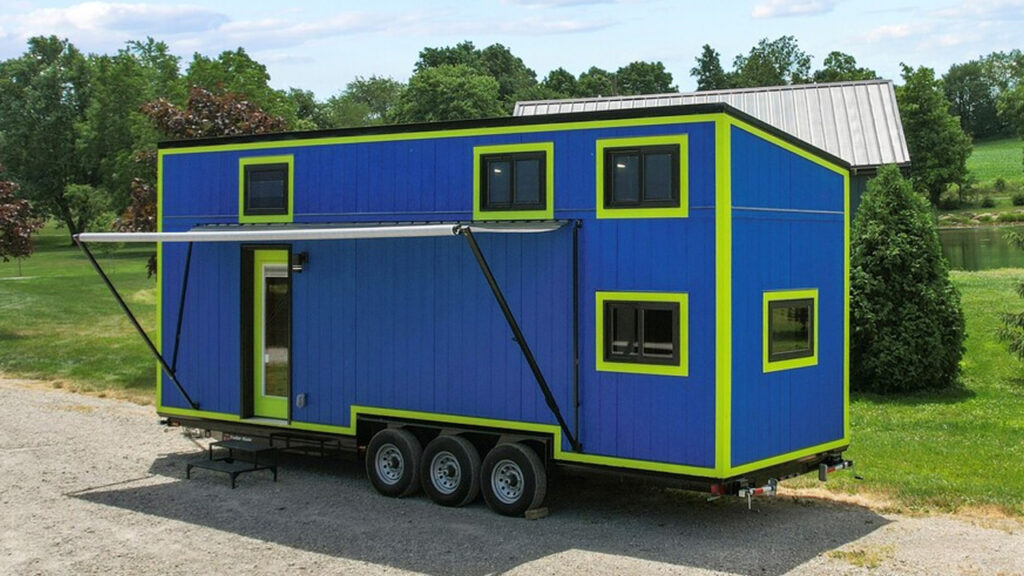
967,137 -> 1023,186
799,268 -> 1024,516
0,223 -> 156,400
3,225 -> 1024,514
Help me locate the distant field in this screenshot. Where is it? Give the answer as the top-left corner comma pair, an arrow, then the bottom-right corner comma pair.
968,137 -> 1023,185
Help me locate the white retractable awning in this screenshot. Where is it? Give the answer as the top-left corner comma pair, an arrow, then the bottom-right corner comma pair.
75,221 -> 564,243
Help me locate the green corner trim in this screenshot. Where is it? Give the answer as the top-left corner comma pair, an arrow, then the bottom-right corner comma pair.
238,155 -> 294,224
714,118 -> 732,476
594,291 -> 689,377
595,134 -> 689,219
762,288 -> 820,373
472,142 -> 554,221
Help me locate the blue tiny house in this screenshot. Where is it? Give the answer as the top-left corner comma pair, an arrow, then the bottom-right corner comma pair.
80,104 -> 850,514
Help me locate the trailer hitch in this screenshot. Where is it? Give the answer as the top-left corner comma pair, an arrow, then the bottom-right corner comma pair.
737,478 -> 778,510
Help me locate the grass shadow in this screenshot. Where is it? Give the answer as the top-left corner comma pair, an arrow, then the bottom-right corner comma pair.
852,383 -> 976,407
72,450 -> 889,576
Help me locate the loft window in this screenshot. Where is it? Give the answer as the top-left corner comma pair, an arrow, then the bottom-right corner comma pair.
239,155 -> 294,224
604,145 -> 679,208
767,299 -> 814,361
596,292 -> 688,376
480,152 -> 546,212
244,163 -> 289,216
763,289 -> 819,372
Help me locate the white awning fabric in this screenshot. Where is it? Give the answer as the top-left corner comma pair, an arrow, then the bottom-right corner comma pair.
75,221 -> 564,244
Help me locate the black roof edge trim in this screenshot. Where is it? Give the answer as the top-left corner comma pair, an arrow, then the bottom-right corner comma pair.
158,102 -> 850,170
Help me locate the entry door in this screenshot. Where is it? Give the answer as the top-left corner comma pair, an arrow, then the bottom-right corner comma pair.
253,250 -> 290,419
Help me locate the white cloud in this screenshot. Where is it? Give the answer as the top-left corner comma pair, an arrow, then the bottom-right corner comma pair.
15,2 -> 228,36
751,0 -> 838,18
857,23 -> 927,43
507,0 -> 615,6
931,0 -> 1024,20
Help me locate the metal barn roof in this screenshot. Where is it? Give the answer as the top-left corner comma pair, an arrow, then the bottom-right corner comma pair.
514,80 -> 909,171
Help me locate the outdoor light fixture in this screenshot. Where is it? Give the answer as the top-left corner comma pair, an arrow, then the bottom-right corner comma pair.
291,252 -> 308,273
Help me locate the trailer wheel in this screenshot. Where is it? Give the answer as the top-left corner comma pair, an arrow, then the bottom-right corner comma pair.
420,435 -> 481,507
481,442 -> 547,517
366,428 -> 422,498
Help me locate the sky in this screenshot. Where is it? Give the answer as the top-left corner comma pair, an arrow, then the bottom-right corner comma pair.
0,0 -> 1022,98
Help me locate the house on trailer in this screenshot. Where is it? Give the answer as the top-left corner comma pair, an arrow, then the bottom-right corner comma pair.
77,103 -> 852,515
515,79 -> 909,218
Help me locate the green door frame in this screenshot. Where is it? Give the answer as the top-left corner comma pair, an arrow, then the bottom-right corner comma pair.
252,249 -> 290,420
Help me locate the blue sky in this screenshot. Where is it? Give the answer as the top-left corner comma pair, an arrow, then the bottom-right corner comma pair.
0,0 -> 1021,97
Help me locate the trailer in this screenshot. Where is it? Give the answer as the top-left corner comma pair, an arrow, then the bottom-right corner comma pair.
78,103 -> 851,516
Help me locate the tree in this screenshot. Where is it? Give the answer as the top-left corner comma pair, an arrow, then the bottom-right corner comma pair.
813,51 -> 877,83
944,60 -> 1003,138
342,76 -> 405,123
541,67 -> 578,98
78,38 -> 183,214
732,36 -> 812,87
0,166 -> 43,275
318,94 -> 374,129
576,66 -> 616,97
998,231 -> 1024,360
0,36 -> 91,241
691,44 -> 730,91
615,61 -> 676,95
414,41 -> 537,113
851,165 -> 965,393
184,48 -> 296,124
392,64 -> 503,123
896,64 -> 972,206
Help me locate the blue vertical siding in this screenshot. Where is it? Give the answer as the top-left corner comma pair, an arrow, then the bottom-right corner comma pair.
729,126 -> 846,467
160,119 -> 718,470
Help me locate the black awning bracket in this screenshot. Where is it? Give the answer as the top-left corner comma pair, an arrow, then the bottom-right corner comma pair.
74,237 -> 199,410
457,226 -> 581,452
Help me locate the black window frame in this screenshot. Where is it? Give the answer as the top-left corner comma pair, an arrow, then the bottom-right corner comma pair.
479,151 -> 547,212
603,144 -> 680,209
603,300 -> 680,366
767,297 -> 815,362
243,162 -> 290,217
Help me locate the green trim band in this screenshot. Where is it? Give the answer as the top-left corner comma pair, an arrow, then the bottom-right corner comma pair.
239,155 -> 294,224
594,290 -> 689,377
595,134 -> 689,219
763,288 -> 820,373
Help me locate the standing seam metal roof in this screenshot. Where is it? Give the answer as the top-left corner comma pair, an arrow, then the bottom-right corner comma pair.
513,80 -> 910,170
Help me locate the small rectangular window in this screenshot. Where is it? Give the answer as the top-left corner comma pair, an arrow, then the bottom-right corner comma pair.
239,155 -> 294,224
604,145 -> 679,209
480,152 -> 546,212
763,289 -> 819,372
603,300 -> 680,366
244,163 -> 289,215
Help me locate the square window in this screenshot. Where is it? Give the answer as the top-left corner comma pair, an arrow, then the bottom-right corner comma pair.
473,143 -> 554,221
239,156 -> 294,223
604,145 -> 679,209
763,290 -> 819,372
597,292 -> 688,377
480,152 -> 546,212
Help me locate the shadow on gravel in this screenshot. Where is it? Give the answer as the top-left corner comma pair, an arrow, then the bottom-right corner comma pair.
74,451 -> 888,576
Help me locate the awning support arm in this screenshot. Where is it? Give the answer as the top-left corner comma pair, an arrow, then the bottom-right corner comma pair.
74,238 -> 200,410
457,226 -> 581,452
171,242 -> 193,372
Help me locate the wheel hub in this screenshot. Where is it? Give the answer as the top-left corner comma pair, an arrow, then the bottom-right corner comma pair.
430,451 -> 462,495
491,459 -> 524,504
375,443 -> 404,485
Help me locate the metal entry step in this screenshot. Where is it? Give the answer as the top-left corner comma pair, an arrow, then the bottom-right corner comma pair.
186,439 -> 278,488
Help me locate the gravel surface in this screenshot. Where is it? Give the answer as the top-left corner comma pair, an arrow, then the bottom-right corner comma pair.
1,378 -> 1022,576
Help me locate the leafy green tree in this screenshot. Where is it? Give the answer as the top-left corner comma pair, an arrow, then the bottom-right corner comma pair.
393,64 -> 503,123
813,51 -> 877,83
284,88 -> 323,130
415,40 -> 480,72
185,48 -> 296,124
615,61 -> 676,95
318,94 -> 374,129
0,166 -> 44,275
896,64 -> 972,206
78,38 -> 183,213
414,41 -> 537,113
576,66 -> 616,97
691,44 -> 731,90
851,165 -> 965,393
541,67 -> 578,98
732,36 -> 812,87
944,60 -> 1003,138
998,231 -> 1024,360
1000,84 -> 1024,138
343,76 -> 405,123
0,36 -> 91,240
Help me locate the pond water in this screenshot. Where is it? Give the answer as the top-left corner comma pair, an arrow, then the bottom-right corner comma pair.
939,225 -> 1024,270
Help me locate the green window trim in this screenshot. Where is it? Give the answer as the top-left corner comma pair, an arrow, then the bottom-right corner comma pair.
239,155 -> 294,224
473,142 -> 554,221
763,288 -> 819,373
595,291 -> 689,377
596,134 -> 689,219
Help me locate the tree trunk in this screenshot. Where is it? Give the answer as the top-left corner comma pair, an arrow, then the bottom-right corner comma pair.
53,195 -> 79,246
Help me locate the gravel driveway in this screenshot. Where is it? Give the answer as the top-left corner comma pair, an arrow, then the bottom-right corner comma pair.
1,378 -> 1022,576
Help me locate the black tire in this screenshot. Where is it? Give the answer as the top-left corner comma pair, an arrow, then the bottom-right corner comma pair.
420,435 -> 481,507
480,442 -> 547,517
366,428 -> 422,498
